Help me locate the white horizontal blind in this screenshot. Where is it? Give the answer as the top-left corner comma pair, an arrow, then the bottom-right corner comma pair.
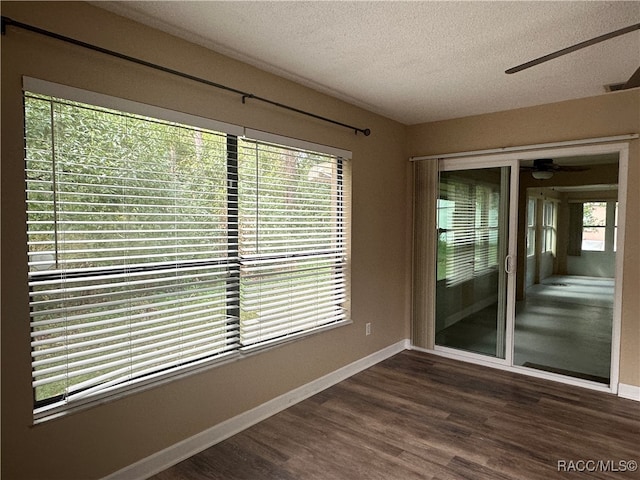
26,93 -> 240,409
25,84 -> 351,416
238,140 -> 348,347
439,177 -> 499,286
473,185 -> 499,275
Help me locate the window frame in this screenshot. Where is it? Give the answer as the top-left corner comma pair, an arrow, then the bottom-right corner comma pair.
542,200 -> 556,254
581,200 -> 618,253
24,78 -> 352,420
526,197 -> 536,257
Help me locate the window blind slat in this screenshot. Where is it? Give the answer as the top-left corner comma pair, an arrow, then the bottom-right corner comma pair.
33,325 -> 239,381
31,293 -> 237,336
241,311 -> 346,346
32,312 -> 235,360
30,279 -> 237,317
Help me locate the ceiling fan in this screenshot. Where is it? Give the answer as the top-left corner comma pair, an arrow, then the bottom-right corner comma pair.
506,23 -> 640,90
521,159 -> 589,180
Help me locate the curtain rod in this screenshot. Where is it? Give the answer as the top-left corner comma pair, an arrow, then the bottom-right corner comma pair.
1,16 -> 371,137
410,134 -> 639,161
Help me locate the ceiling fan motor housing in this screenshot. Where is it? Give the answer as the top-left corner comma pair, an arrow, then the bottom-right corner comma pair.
534,159 -> 555,171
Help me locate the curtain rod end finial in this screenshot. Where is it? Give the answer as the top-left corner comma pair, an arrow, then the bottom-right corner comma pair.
1,16 -> 10,35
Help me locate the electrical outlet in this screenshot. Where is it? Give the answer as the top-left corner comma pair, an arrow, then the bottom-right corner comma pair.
365,322 -> 371,336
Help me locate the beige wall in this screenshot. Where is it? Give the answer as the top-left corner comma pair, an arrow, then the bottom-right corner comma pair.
3,2 -> 639,480
1,2 -> 410,479
407,90 -> 640,389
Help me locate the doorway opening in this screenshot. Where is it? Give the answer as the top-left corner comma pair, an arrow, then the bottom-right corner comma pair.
514,154 -> 619,384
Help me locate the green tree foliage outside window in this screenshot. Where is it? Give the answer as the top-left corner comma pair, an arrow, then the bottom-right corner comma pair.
25,93 -> 347,410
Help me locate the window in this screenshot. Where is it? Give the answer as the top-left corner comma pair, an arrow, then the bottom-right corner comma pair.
436,198 -> 455,281
437,176 -> 499,286
581,201 -> 607,251
526,198 -> 536,257
237,139 -> 348,347
473,186 -> 499,274
581,201 -> 618,252
25,84 -> 350,416
542,200 -> 556,253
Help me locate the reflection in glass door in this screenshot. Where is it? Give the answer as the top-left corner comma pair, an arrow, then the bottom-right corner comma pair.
514,183 -> 618,384
435,166 -> 512,358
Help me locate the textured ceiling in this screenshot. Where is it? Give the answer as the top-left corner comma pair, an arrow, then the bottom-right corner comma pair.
95,1 -> 640,125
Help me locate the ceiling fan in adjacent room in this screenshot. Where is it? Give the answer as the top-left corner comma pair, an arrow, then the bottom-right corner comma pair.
506,23 -> 640,91
521,159 -> 589,180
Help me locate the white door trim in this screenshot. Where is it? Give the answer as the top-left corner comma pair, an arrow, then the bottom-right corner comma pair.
431,141 -> 628,392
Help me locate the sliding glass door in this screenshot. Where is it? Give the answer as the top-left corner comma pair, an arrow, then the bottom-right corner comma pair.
435,163 -> 517,360
414,143 -> 628,390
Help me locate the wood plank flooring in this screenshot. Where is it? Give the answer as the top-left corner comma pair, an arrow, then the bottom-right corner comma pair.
151,351 -> 639,480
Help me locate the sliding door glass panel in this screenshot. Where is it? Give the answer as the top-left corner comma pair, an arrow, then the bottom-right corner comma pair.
435,167 -> 510,358
514,179 -> 618,384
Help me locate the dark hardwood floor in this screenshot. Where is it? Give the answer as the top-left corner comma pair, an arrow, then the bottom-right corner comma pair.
151,350 -> 639,480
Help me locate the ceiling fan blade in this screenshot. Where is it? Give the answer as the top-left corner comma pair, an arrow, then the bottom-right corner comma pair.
556,166 -> 590,172
506,23 -> 640,74
623,65 -> 640,89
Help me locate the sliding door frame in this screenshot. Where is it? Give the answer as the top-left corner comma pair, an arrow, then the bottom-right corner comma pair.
414,140 -> 629,394
433,157 -> 519,367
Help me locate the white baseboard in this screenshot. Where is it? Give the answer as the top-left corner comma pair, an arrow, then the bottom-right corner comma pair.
103,339 -> 410,480
618,383 -> 640,401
